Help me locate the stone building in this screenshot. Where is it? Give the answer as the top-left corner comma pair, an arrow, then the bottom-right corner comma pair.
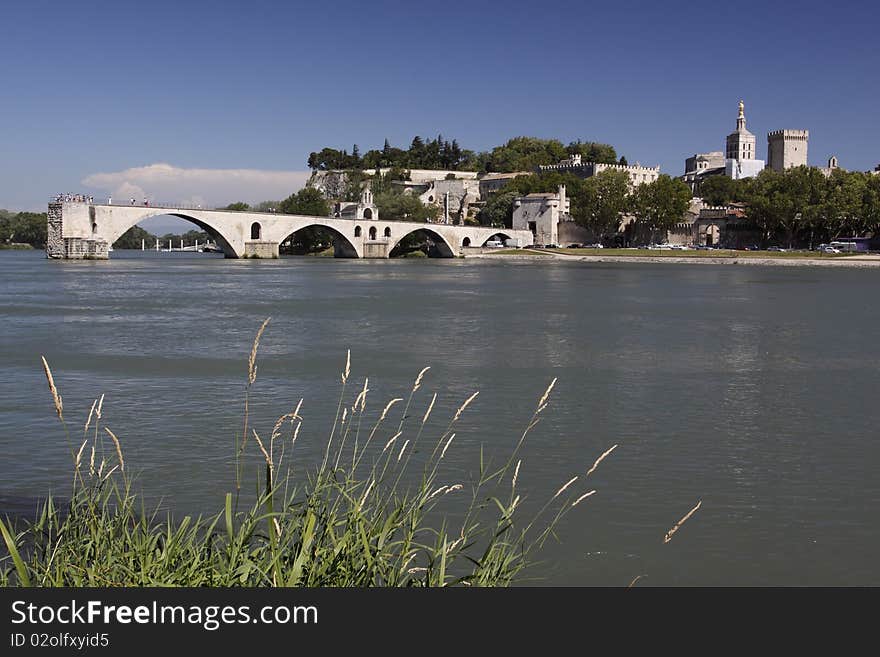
417,178 -> 480,224
818,156 -> 845,177
692,203 -> 760,248
537,153 -> 661,187
724,100 -> 765,179
335,188 -> 378,221
478,172 -> 532,198
767,129 -> 809,172
512,184 -> 570,246
682,151 -> 726,195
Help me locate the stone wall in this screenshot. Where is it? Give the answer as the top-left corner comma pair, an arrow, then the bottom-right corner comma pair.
243,241 -> 279,258
46,203 -> 64,258
767,130 -> 809,172
363,241 -> 390,258
46,203 -> 109,258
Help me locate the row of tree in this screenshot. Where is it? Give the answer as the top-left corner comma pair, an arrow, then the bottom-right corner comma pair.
699,167 -> 880,247
0,210 -> 47,247
478,170 -> 692,245
308,136 -> 477,172
307,136 -> 623,174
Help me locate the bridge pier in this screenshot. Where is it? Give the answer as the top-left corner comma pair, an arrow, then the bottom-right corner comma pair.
46,202 -> 110,259
243,241 -> 279,259
363,240 -> 390,258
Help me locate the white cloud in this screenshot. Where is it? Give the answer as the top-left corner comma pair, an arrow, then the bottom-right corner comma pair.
82,163 -> 311,207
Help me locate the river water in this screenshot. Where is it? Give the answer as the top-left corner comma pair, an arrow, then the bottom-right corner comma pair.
1,249 -> 879,586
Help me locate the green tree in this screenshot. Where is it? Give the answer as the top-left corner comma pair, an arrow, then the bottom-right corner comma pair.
479,137 -> 568,173
477,190 -> 518,228
744,167 -> 826,247
307,148 -> 348,171
279,187 -> 331,216
863,173 -> 880,236
0,212 -> 47,246
699,175 -> 743,206
571,169 -> 631,242
221,202 -> 250,211
375,192 -> 439,222
567,140 -> 618,165
821,169 -> 866,240
113,225 -> 156,249
252,200 -> 281,212
631,175 -> 692,244
277,188 -> 333,252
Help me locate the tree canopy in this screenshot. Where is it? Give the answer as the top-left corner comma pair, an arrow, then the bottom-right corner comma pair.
307,135 -> 622,174
221,202 -> 250,211
630,175 -> 693,243
375,192 -> 439,223
697,167 -> 880,247
279,187 -> 331,217
0,211 -> 47,247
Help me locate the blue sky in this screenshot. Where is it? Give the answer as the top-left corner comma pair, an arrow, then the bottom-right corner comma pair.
2,0 -> 878,223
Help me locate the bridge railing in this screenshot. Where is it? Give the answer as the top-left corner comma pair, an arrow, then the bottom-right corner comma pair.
49,196 -> 217,210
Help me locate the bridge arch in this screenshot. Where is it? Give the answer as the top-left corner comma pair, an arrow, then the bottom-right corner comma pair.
481,232 -> 512,246
389,227 -> 456,258
103,211 -> 240,257
279,223 -> 359,258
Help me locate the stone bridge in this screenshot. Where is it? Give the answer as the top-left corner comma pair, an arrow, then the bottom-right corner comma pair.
46,202 -> 533,259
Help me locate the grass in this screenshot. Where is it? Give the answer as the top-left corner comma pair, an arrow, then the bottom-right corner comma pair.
541,247 -> 856,259
0,321 -> 613,587
490,249 -> 556,256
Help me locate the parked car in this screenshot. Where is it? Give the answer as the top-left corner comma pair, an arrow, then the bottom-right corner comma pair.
820,246 -> 841,254
766,246 -> 785,252
484,239 -> 504,248
566,243 -> 582,248
545,243 -> 559,248
583,243 -> 604,249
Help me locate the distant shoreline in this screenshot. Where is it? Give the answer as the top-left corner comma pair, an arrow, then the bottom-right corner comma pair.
468,250 -> 880,268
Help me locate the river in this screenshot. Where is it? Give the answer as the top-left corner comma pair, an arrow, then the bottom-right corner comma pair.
1,249 -> 879,585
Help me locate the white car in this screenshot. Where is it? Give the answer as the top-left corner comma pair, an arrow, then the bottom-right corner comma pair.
484,240 -> 504,248
821,246 -> 841,254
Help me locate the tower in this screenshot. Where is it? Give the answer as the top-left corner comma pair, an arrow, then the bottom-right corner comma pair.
767,129 -> 809,171
725,100 -> 756,161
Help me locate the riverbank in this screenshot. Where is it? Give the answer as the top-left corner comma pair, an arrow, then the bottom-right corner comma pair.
471,248 -> 880,268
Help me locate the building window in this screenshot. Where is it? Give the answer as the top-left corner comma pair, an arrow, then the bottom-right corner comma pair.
354,225 -> 362,237
251,222 -> 261,240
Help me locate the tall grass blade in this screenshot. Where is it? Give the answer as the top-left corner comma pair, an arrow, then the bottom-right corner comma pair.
0,516 -> 31,587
